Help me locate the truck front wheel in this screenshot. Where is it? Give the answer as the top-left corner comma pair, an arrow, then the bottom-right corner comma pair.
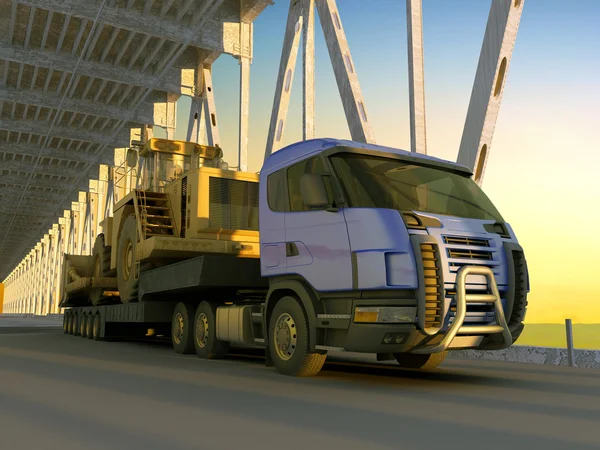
393,351 -> 447,370
268,296 -> 326,377
193,301 -> 228,359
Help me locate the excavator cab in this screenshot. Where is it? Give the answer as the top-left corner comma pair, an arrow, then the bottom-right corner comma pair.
137,138 -> 225,193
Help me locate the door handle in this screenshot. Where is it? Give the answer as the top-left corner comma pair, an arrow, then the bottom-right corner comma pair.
286,242 -> 299,257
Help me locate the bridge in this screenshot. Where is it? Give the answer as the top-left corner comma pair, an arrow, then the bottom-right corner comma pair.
0,0 -> 523,316
2,2 -> 600,448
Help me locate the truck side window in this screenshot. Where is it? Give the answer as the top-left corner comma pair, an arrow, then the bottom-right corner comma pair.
287,156 -> 333,212
267,169 -> 287,212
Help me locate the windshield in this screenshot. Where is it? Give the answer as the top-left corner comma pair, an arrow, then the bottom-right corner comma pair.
328,153 -> 504,221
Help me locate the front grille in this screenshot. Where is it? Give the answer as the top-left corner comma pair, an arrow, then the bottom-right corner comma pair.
420,243 -> 443,329
209,177 -> 259,231
446,288 -> 500,325
443,236 -> 489,247
509,250 -> 528,326
447,248 -> 493,260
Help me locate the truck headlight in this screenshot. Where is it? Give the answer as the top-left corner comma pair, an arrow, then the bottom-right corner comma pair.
354,307 -> 416,324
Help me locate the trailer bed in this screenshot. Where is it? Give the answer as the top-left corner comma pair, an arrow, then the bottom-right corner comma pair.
139,254 -> 268,300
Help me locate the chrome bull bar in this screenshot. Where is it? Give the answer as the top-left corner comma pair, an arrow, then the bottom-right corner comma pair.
412,265 -> 512,354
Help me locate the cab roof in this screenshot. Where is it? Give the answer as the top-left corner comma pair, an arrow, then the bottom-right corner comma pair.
262,138 -> 473,176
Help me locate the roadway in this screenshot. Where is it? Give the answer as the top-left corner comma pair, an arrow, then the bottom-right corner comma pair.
1,318 -> 599,450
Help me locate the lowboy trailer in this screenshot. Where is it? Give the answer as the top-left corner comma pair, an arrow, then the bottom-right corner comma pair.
61,137 -> 529,377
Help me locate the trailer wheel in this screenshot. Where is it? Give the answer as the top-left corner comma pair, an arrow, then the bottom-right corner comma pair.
90,234 -> 113,306
80,314 -> 88,338
268,296 -> 326,377
171,302 -> 195,354
393,351 -> 448,370
72,314 -> 79,336
92,314 -> 102,341
117,215 -> 139,303
86,314 -> 94,339
63,313 -> 69,334
193,301 -> 228,359
67,314 -> 74,335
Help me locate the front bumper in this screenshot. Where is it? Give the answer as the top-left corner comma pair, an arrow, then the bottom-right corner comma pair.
411,265 -> 512,354
342,322 -> 421,353
339,265 -> 512,354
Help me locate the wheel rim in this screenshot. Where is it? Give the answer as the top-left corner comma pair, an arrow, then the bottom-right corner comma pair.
195,313 -> 209,348
173,313 -> 184,345
274,313 -> 297,361
122,240 -> 133,281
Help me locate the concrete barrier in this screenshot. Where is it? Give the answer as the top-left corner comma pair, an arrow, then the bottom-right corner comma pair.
450,346 -> 600,370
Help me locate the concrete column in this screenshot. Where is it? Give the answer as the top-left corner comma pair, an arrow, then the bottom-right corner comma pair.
264,0 -> 303,160
302,0 -> 315,141
186,63 -> 204,145
202,66 -> 221,148
238,21 -> 252,172
34,243 -> 43,315
97,165 -> 110,232
238,56 -> 250,172
406,0 -> 428,155
42,234 -> 51,315
166,93 -> 179,140
457,0 -> 525,185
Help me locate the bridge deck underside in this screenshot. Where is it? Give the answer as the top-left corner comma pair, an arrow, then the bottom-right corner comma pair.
0,0 -> 269,279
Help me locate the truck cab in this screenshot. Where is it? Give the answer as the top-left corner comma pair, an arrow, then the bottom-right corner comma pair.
259,138 -> 529,371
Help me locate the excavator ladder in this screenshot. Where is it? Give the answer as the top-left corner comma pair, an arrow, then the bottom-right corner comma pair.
134,190 -> 177,240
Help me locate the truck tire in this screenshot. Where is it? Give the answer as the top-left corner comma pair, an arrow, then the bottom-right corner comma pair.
268,296 -> 326,377
86,314 -> 94,339
67,314 -> 74,335
171,302 -> 195,354
92,314 -> 102,341
193,301 -> 228,359
393,351 -> 447,370
63,313 -> 69,334
79,314 -> 88,338
90,234 -> 112,306
117,215 -> 139,303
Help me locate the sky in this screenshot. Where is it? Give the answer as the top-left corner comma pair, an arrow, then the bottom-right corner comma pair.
168,0 -> 600,324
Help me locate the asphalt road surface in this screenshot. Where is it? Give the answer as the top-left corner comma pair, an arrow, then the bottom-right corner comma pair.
1,318 -> 600,450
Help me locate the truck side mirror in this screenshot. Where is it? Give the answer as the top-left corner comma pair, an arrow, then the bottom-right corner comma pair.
300,173 -> 330,209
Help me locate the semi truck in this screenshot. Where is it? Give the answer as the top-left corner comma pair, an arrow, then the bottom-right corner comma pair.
61,136 -> 529,377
